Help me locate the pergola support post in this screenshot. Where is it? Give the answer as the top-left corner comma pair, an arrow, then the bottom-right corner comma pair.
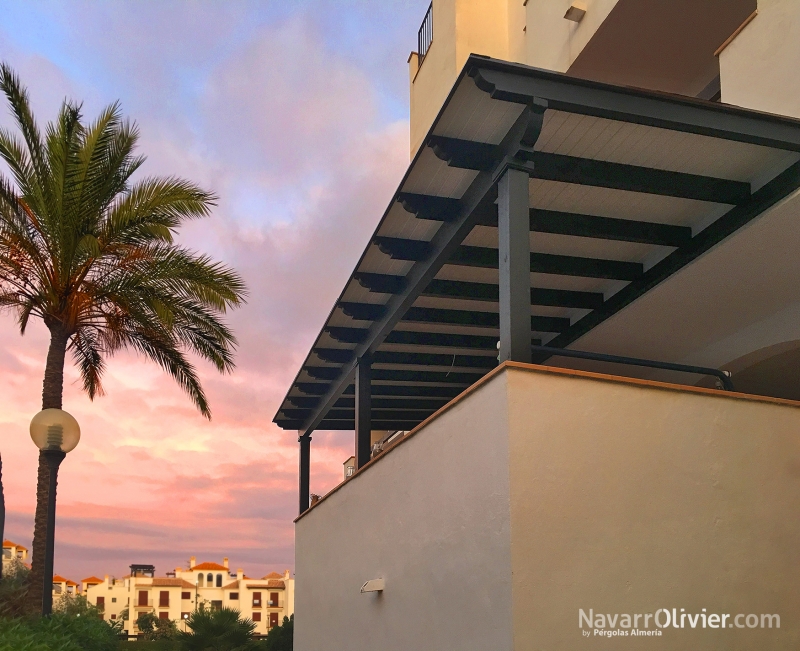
355,354 -> 372,468
298,432 -> 312,515
498,166 -> 532,363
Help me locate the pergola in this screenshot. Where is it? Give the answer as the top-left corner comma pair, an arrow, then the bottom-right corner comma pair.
273,56 -> 800,514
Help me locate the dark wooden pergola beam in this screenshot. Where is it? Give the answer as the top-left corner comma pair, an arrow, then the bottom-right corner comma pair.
325,326 -> 543,349
469,62 -> 800,152
339,303 -> 570,333
314,348 -> 497,368
375,237 -> 643,280
282,409 -> 437,421
427,135 -> 751,205
353,274 -> 603,309
281,420 -> 423,431
288,395 -> 452,410
306,366 -> 484,385
401,202 -> 693,248
527,209 -> 691,247
295,384 -> 466,398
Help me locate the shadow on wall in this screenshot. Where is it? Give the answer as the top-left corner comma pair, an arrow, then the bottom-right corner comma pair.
698,340 -> 800,400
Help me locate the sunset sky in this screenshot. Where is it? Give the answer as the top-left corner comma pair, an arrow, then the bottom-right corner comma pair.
0,0 -> 428,581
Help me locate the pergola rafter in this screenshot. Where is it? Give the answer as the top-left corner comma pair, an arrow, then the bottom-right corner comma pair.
274,56 -> 800,515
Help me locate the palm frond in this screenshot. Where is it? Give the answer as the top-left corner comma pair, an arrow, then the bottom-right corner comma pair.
0,62 -> 247,417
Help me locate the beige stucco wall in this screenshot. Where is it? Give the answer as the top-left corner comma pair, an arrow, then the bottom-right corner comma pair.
408,0 -> 621,157
294,372 -> 514,651
525,0 -> 619,73
507,366 -> 800,649
720,0 -> 800,119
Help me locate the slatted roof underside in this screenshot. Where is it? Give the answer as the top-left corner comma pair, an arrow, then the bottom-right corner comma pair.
273,58 -> 800,432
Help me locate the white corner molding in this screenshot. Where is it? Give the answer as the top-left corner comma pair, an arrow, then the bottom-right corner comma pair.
360,578 -> 385,593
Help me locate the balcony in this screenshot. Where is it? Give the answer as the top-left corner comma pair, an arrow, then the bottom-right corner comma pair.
295,363 -> 800,649
417,2 -> 432,64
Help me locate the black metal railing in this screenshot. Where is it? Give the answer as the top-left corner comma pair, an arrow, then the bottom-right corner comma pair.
418,2 -> 433,62
531,345 -> 734,391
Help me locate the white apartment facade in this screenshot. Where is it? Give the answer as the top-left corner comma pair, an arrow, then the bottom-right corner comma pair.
84,557 -> 294,636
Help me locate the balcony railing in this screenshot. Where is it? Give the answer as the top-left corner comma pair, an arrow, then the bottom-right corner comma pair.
418,2 -> 433,62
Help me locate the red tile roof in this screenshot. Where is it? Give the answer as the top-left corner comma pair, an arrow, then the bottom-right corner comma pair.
82,576 -> 103,584
152,578 -> 195,589
190,562 -> 228,571
262,572 -> 283,579
53,575 -> 77,585
2,539 -> 27,550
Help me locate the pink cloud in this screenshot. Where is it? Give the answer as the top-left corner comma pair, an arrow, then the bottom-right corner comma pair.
0,10 -> 410,582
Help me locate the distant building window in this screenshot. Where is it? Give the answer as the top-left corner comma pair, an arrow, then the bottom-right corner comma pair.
181,592 -> 191,600
96,597 -> 105,609
270,612 -> 279,628
216,574 -> 222,587
159,591 -> 169,607
2,549 -> 10,558
110,614 -> 116,620
53,584 -> 62,594
229,592 -> 239,600
198,574 -> 204,587
111,597 -> 117,603
211,600 -> 222,611
252,612 -> 261,622
252,592 -> 261,607
206,573 -> 213,585
181,612 -> 190,620
269,592 -> 279,607
16,550 -> 23,559
138,591 -> 148,607
159,612 -> 170,620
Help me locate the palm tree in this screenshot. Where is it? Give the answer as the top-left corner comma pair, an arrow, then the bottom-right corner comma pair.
179,606 -> 258,651
0,63 -> 246,612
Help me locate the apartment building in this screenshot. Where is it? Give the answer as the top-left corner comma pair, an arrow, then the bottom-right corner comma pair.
84,557 -> 294,636
276,1 -> 800,649
1,539 -> 28,570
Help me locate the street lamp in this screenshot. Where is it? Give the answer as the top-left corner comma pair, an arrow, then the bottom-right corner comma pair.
30,408 -> 80,616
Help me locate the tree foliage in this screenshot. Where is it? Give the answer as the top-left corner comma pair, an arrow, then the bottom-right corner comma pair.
137,611 -> 179,641
259,614 -> 293,651
0,558 -> 29,618
0,61 -> 247,416
178,606 -> 258,651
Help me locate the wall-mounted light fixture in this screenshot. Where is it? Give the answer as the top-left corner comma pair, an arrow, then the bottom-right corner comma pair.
360,578 -> 385,593
564,3 -> 586,23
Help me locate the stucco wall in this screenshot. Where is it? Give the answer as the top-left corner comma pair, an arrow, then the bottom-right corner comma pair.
507,367 -> 800,649
720,0 -> 800,119
294,372 -> 514,651
525,0 -> 620,74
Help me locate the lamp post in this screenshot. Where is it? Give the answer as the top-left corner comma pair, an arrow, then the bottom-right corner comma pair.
30,408 -> 80,616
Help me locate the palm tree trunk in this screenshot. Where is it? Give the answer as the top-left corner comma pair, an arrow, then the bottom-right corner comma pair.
26,324 -> 68,613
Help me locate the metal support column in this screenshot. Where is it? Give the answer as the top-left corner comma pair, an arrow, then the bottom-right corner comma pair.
355,354 -> 372,469
298,433 -> 311,515
498,167 -> 532,363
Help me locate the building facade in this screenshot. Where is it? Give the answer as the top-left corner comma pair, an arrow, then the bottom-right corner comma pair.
277,1 -> 800,649
1,539 -> 28,570
84,557 -> 294,636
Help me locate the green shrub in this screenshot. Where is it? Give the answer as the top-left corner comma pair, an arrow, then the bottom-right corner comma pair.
178,606 -> 257,650
257,615 -> 293,651
0,613 -> 120,651
0,558 -> 31,617
136,612 -> 178,641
